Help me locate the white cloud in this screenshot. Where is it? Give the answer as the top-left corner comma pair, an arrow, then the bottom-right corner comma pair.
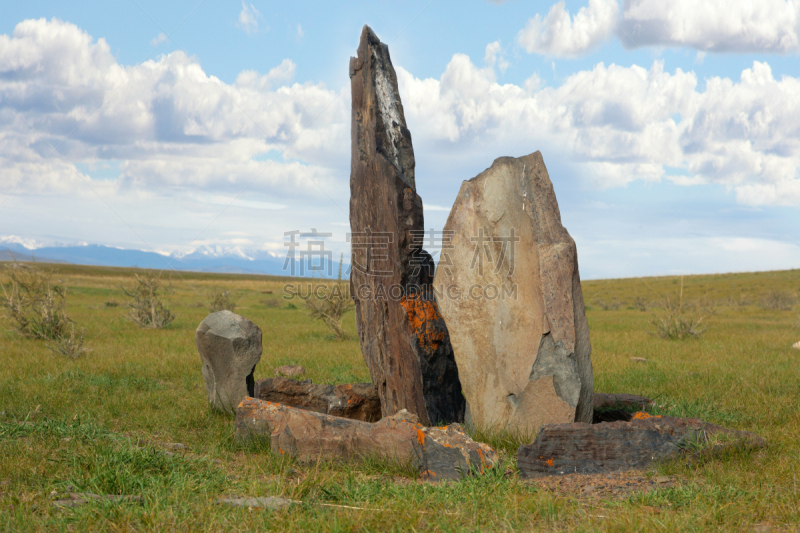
516,0 -> 619,57
618,0 -> 800,53
0,18 -> 347,204
577,236 -> 800,279
519,0 -> 800,56
694,51 -> 706,65
296,24 -> 304,40
397,55 -> 800,205
235,58 -> 296,90
483,41 -> 509,73
150,33 -> 167,47
2,17 -> 800,263
237,2 -> 262,35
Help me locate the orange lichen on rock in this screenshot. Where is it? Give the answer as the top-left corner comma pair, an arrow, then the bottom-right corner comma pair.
631,412 -> 661,421
416,427 -> 426,445
545,458 -> 554,466
400,296 -> 447,353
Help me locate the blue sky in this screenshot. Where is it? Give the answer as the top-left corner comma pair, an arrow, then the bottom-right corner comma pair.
1,0 -> 799,278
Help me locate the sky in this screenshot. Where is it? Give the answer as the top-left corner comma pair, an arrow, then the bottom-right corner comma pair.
0,0 -> 799,279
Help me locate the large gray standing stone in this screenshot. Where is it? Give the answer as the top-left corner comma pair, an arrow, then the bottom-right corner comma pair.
196,310 -> 262,413
348,25 -> 464,425
433,151 -> 594,436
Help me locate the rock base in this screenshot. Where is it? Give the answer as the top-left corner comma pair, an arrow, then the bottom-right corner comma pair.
518,413 -> 766,477
592,392 -> 652,411
254,378 -> 381,422
235,397 -> 497,481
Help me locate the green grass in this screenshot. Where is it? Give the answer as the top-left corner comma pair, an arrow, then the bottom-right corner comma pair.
1,263 -> 799,531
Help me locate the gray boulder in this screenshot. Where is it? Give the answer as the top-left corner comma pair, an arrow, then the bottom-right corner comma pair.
196,310 -> 262,413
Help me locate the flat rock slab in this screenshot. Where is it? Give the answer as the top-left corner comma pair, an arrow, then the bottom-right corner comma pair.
216,496 -> 293,510
434,151 -> 593,435
518,414 -> 766,477
52,493 -> 142,508
349,25 -> 464,425
593,393 -> 652,411
235,397 -> 497,481
274,365 -> 305,377
196,310 -> 262,413
255,377 -> 381,422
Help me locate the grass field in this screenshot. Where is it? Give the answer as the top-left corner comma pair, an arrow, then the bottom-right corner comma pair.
1,263 -> 799,531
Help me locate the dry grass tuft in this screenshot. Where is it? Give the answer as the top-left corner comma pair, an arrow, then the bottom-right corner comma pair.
650,277 -> 713,340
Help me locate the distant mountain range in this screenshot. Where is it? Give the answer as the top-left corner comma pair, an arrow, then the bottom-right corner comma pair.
0,241 -> 345,278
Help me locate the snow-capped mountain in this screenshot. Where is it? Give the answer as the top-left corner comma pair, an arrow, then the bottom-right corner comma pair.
0,239 -> 345,278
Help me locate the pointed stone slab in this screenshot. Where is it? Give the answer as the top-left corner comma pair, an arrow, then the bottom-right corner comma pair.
349,25 -> 464,425
433,152 -> 594,436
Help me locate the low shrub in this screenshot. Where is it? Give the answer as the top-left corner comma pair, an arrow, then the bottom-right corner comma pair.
633,296 -> 649,312
1,261 -> 72,340
47,323 -> 87,358
122,271 -> 175,328
594,299 -> 620,311
208,289 -> 237,313
760,291 -> 797,311
305,254 -> 354,340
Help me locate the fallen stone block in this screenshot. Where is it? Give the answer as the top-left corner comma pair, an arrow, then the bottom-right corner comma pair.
235,397 -> 497,481
52,493 -> 142,508
274,365 -> 305,377
593,392 -> 652,411
254,377 -> 382,422
216,496 -> 292,510
196,310 -> 262,413
517,413 -> 766,477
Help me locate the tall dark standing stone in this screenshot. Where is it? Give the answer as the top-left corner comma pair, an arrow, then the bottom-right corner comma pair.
349,26 -> 464,426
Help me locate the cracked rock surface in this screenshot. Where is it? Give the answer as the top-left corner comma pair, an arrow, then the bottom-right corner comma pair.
349,25 -> 463,426
196,311 -> 262,413
517,414 -> 767,476
434,151 -> 594,435
235,397 -> 497,481
254,377 -> 382,422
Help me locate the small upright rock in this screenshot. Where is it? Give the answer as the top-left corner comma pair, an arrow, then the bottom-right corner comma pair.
349,25 -> 464,425
196,311 -> 262,413
434,152 -> 594,435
